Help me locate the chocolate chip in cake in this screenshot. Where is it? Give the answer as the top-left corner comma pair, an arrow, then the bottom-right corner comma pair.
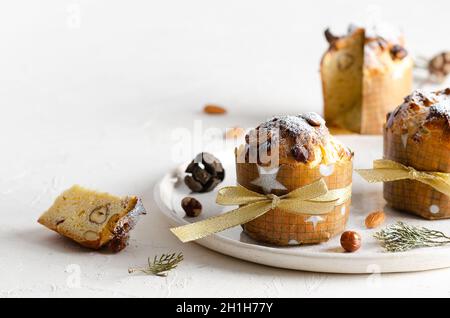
409,103 -> 420,111
390,45 -> 408,60
427,104 -> 450,121
184,152 -> 225,193
301,112 -> 325,127
181,197 -> 202,217
291,145 -> 309,163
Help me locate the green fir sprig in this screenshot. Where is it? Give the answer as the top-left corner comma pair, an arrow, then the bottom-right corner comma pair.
374,222 -> 450,252
128,252 -> 184,277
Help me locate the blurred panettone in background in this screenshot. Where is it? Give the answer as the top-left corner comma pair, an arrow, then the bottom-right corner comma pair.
321,24 -> 414,135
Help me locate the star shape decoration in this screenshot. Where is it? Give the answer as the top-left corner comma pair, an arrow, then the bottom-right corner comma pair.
306,216 -> 324,230
288,239 -> 299,246
250,165 -> 287,194
319,164 -> 334,177
401,133 -> 408,148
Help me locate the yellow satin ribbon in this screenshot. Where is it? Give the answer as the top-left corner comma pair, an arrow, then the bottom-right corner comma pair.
170,179 -> 352,243
356,159 -> 450,196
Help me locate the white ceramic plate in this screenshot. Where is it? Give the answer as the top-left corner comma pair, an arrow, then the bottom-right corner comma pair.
155,136 -> 450,273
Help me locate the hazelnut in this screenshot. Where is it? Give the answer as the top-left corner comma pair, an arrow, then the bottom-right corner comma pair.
89,204 -> 110,224
340,231 -> 361,253
181,197 -> 202,217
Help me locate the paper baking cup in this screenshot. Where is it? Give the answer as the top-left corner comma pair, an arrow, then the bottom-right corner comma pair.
360,65 -> 413,134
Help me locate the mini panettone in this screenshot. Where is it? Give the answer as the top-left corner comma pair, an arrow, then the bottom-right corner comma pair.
321,25 -> 413,134
38,185 -> 146,252
384,88 -> 450,220
236,113 -> 353,245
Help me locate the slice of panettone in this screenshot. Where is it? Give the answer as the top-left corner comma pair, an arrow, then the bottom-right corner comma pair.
38,185 -> 146,252
321,24 -> 413,134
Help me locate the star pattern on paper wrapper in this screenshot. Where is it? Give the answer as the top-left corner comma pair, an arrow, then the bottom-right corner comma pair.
306,216 -> 324,230
250,165 -> 287,194
288,239 -> 299,246
319,164 -> 334,177
429,205 -> 440,214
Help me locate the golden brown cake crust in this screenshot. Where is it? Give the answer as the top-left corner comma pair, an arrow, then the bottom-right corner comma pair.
241,113 -> 353,167
386,88 -> 450,142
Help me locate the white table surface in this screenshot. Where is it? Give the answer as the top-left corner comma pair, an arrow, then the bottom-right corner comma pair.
1,0 -> 450,298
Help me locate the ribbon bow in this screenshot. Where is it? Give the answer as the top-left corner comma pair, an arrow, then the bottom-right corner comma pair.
356,159 -> 450,196
170,179 -> 352,243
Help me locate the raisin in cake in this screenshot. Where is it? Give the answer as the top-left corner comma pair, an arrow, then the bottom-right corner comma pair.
38,185 -> 146,252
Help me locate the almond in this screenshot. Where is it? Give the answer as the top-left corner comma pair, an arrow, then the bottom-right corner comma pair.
225,127 -> 244,139
365,211 -> 385,229
204,104 -> 226,115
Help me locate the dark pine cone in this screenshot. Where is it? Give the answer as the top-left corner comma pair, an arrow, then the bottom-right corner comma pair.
184,152 -> 225,193
428,52 -> 450,81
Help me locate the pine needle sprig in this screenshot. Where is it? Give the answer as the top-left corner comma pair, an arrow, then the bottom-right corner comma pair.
128,252 -> 184,277
374,222 -> 450,252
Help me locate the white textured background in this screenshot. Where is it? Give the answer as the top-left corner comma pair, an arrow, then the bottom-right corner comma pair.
1,0 -> 450,297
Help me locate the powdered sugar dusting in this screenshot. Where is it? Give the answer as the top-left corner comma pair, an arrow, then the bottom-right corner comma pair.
429,103 -> 450,120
